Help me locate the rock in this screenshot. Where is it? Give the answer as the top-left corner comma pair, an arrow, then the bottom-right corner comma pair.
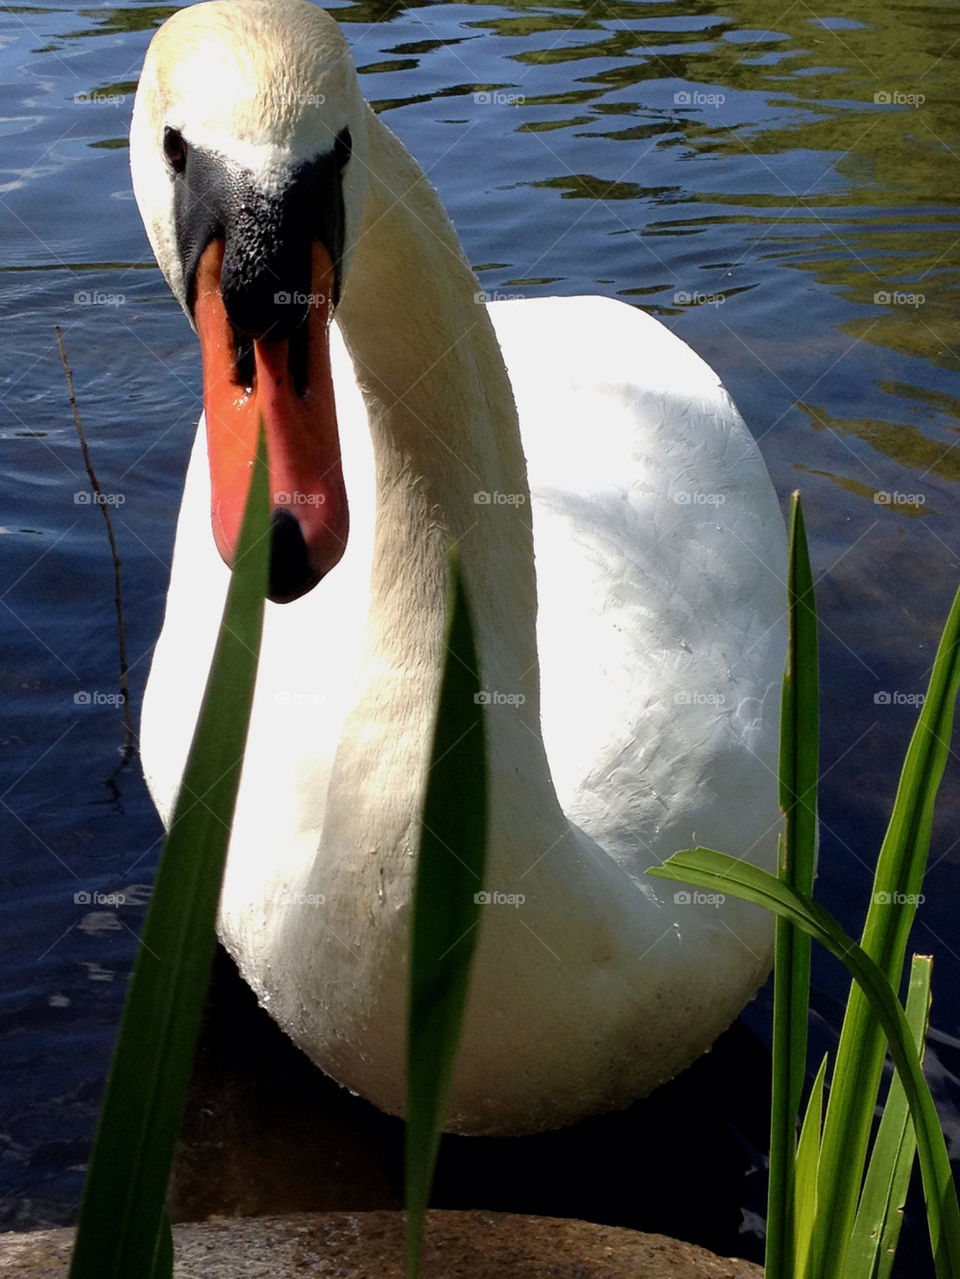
0,1210 -> 762,1277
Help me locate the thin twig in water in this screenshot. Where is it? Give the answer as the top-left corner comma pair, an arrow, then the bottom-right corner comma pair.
56,325 -> 134,762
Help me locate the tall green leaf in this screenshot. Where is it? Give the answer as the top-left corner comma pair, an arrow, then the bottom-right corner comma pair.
69,428 -> 270,1279
647,850 -> 960,1279
814,579 -> 960,1279
767,492 -> 819,1278
795,1054 -> 828,1279
405,548 -> 488,1279
147,1211 -> 173,1279
850,954 -> 933,1279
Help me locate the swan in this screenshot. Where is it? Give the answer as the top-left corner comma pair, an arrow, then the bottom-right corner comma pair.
132,0 -> 787,1137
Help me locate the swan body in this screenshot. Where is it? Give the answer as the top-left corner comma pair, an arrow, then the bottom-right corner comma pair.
134,0 -> 786,1136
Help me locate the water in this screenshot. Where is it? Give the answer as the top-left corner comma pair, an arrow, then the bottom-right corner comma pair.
2,0 -> 960,1270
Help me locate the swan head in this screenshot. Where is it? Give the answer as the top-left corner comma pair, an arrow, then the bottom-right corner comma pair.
131,0 -> 368,602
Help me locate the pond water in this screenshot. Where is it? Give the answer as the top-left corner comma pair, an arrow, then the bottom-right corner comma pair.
2,0 -> 960,1272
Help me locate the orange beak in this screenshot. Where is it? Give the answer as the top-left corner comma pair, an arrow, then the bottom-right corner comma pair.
193,239 -> 348,603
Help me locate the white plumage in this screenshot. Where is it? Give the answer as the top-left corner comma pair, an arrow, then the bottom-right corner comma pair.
135,0 -> 786,1136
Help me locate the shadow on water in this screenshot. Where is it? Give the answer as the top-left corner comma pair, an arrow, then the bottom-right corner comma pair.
170,948 -> 771,1264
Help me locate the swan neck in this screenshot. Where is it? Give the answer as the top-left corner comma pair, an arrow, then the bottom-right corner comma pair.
336,109 -> 543,725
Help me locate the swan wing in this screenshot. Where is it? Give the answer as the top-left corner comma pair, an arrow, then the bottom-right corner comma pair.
491,296 -> 786,876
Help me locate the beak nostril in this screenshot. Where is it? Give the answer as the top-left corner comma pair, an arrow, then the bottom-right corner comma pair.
232,325 -> 255,390
228,319 -> 309,399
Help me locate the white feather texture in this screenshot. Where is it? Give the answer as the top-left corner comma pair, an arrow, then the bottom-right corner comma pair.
136,0 -> 787,1136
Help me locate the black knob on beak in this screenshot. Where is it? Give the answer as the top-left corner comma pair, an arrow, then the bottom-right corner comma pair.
269,508 -> 322,603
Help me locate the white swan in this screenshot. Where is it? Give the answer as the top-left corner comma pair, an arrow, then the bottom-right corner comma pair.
133,0 -> 787,1136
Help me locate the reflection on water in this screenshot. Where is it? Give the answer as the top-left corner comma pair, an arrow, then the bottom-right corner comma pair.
1,0 -> 959,1271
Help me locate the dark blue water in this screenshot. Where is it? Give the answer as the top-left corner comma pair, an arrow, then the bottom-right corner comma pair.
2,0 -> 960,1271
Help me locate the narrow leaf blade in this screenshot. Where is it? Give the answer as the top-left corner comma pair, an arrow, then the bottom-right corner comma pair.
850,954 -> 932,1279
148,1211 -> 173,1279
767,491 -> 819,1279
405,549 -> 488,1279
795,1053 -> 829,1279
69,430 -> 270,1279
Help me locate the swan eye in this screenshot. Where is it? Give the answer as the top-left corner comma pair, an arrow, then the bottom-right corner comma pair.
335,127 -> 351,170
163,126 -> 188,175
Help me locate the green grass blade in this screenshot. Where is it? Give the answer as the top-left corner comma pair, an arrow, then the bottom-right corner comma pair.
148,1210 -> 173,1279
795,1054 -> 829,1279
405,548 -> 488,1279
815,579 -> 960,1279
768,491 -> 819,1279
850,954 -> 933,1279
648,849 -> 960,1279
69,429 -> 270,1279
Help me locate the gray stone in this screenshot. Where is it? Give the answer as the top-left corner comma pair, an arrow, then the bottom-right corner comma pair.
0,1210 -> 763,1277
